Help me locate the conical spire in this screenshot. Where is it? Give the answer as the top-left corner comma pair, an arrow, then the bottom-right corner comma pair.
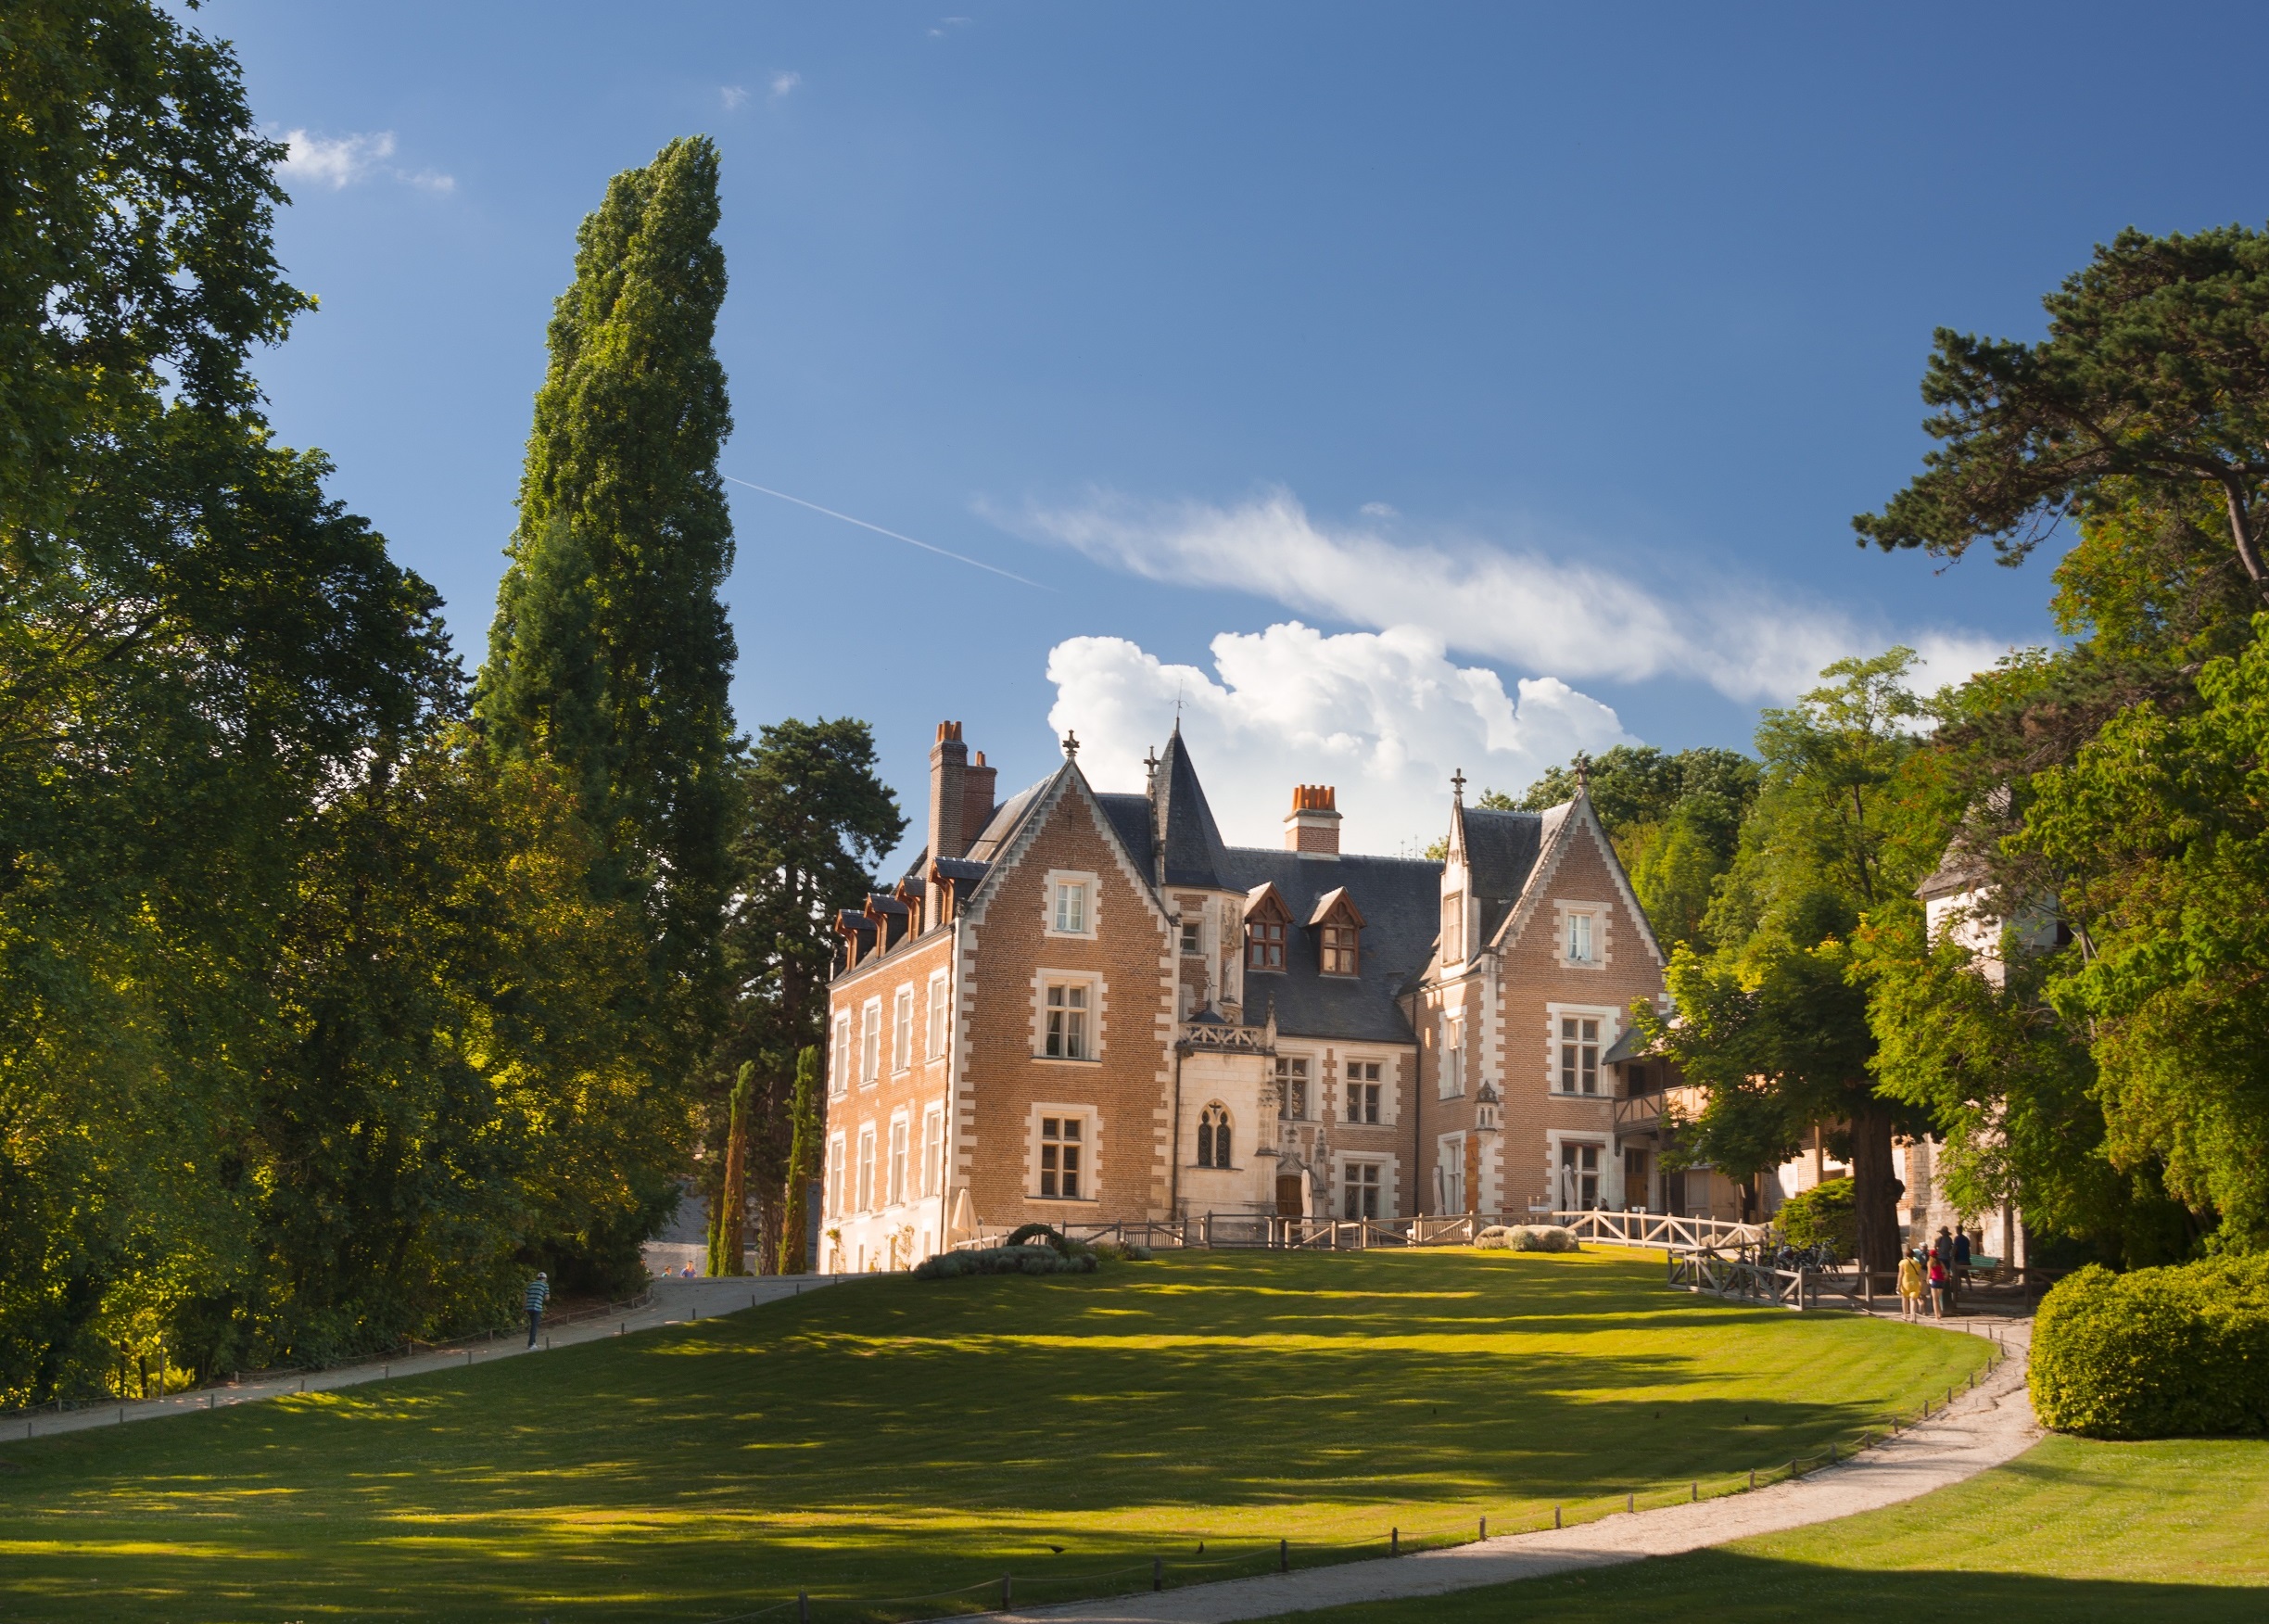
1150,727 -> 1231,889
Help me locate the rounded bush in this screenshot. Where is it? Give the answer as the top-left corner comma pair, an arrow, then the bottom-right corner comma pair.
1774,1178 -> 1857,1260
2031,1255 -> 2269,1438
1475,1224 -> 1578,1253
912,1244 -> 1097,1281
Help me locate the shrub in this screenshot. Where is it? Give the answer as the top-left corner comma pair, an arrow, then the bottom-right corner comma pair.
912,1245 -> 1098,1281
1475,1224 -> 1580,1253
1005,1224 -> 1067,1252
1775,1178 -> 1857,1260
2031,1254 -> 2269,1438
1088,1240 -> 1154,1262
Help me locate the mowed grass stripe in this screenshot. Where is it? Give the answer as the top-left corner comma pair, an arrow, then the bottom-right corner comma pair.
0,1249 -> 1987,1622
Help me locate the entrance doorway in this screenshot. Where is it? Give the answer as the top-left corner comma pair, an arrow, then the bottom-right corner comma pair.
1275,1174 -> 1305,1217
1623,1148 -> 1650,1210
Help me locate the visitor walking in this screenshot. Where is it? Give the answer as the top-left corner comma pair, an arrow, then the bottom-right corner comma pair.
1896,1250 -> 1925,1321
525,1272 -> 550,1347
1953,1227 -> 1972,1292
1927,1254 -> 1952,1320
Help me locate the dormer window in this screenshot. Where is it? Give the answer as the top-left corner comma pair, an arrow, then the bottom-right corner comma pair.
1244,886 -> 1292,971
1308,886 -> 1366,977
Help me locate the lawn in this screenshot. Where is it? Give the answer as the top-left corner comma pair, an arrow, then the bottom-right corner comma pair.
0,1247 -> 1990,1623
1285,1432 -> 2269,1623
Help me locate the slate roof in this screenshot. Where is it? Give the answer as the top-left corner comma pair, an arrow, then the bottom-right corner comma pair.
1152,727 -> 1234,889
1460,806 -> 1549,944
1217,846 -> 1442,1045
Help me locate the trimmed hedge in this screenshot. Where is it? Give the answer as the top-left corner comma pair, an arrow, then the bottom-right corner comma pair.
913,1245 -> 1098,1281
1476,1224 -> 1580,1253
2031,1254 -> 2269,1439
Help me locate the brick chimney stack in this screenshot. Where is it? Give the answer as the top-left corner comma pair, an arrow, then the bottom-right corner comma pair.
1284,784 -> 1341,858
927,722 -> 969,921
962,749 -> 997,849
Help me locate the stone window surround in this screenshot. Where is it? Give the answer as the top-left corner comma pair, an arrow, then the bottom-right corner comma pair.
925,971 -> 949,1061
1026,1101 -> 1101,1203
858,996 -> 882,1087
1044,869 -> 1101,940
891,983 -> 915,1074
1553,899 -> 1612,971
1545,1126 -> 1617,1211
1545,1001 -> 1621,1097
1031,968 -> 1106,1063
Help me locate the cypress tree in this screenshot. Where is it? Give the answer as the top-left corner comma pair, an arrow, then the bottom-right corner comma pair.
708,1062 -> 751,1277
777,1047 -> 821,1275
476,135 -> 737,1041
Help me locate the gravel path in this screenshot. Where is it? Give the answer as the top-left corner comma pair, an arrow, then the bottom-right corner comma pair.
999,1314 -> 2037,1624
6,1274 -> 843,1443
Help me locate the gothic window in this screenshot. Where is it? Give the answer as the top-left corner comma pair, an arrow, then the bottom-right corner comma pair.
1198,1104 -> 1232,1168
1560,1016 -> 1601,1095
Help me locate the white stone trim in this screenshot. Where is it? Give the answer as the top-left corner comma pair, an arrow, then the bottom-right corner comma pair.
1031,966 -> 1106,1062
1026,1100 -> 1102,1203
1545,1001 -> 1621,1097
1043,869 -> 1101,939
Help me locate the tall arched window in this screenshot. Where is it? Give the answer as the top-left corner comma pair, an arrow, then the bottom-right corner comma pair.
1198,1104 -> 1233,1168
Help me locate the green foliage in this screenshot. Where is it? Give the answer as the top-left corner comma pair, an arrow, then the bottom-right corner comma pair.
2023,616 -> 2269,1250
2032,1257 -> 2269,1439
1855,222 -> 2269,605
1774,1179 -> 1857,1260
913,1244 -> 1098,1278
476,133 -> 739,1054
777,1047 -> 821,1275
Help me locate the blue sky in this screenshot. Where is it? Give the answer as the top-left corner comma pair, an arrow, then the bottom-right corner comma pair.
196,1 -> 2269,856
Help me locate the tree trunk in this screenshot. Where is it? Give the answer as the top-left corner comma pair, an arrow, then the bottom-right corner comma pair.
1847,1096 -> 1901,1275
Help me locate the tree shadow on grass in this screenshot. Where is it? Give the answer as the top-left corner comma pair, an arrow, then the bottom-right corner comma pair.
1299,1551 -> 2268,1624
0,1251 -> 1988,1624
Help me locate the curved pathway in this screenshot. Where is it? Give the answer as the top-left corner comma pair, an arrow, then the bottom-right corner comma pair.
6,1274 -> 843,1444
999,1314 -> 2037,1624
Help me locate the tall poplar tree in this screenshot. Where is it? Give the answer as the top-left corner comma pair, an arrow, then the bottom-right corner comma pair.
476,135 -> 739,1047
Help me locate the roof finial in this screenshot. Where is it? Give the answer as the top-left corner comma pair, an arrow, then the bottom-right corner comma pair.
1573,751 -> 1591,793
1173,679 -> 1185,734
1451,768 -> 1466,805
1062,730 -> 1080,760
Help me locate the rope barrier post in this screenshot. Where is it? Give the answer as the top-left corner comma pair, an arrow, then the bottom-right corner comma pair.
1000,1574 -> 1011,1611
1152,1556 -> 1161,1592
1553,1505 -> 1561,1529
798,1590 -> 808,1623
1391,1527 -> 1399,1555
1748,1468 -> 1755,1490
1625,1493 -> 1633,1514
1478,1515 -> 1487,1541
1279,1538 -> 1287,1573
1829,1440 -> 1838,1465
1691,1481 -> 1697,1502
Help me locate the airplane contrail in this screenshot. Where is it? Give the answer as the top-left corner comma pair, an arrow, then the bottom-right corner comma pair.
723,475 -> 1051,590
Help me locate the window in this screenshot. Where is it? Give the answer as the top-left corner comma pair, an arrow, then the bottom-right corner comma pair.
1039,1116 -> 1084,1199
892,985 -> 914,1072
1275,1055 -> 1310,1120
925,973 -> 948,1060
1437,1136 -> 1465,1214
1560,1016 -> 1600,1095
856,1128 -> 877,1212
1561,1140 -> 1603,1209
827,1136 -> 844,1218
830,1013 -> 851,1097
1345,1059 -> 1382,1124
1197,1103 -> 1232,1168
1044,983 -> 1090,1059
921,1107 -> 944,1199
1439,1016 -> 1465,1098
1566,910 -> 1595,964
887,1118 -> 908,1206
1248,914 -> 1286,971
1343,1162 -> 1382,1220
859,1000 -> 881,1085
1441,893 -> 1464,960
1054,881 -> 1085,933
1180,918 -> 1202,956
1322,921 -> 1359,975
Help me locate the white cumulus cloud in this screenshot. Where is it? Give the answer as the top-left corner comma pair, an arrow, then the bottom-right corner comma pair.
277,129 -> 452,194
1046,621 -> 1632,856
769,70 -> 802,100
1016,487 -> 2012,705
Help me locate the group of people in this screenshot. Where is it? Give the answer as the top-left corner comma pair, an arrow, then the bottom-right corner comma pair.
1895,1224 -> 1972,1320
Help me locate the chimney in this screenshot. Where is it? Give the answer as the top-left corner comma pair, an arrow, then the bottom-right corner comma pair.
1284,784 -> 1341,858
927,721 -> 968,922
961,749 -> 997,850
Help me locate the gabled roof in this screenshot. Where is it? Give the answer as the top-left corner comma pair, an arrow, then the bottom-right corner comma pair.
1306,885 -> 1365,929
1153,726 -> 1233,889
1486,793 -> 1665,969
1458,806 -> 1547,942
1245,880 -> 1291,919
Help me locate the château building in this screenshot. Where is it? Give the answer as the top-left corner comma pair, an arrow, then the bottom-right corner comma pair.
820,719 -> 1692,1272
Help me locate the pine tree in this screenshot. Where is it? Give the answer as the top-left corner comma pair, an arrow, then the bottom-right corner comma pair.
476,135 -> 737,1044
777,1047 -> 821,1275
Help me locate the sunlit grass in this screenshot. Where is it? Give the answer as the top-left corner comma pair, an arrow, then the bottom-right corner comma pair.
1287,1433 -> 2269,1622
0,1247 -> 1989,1622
